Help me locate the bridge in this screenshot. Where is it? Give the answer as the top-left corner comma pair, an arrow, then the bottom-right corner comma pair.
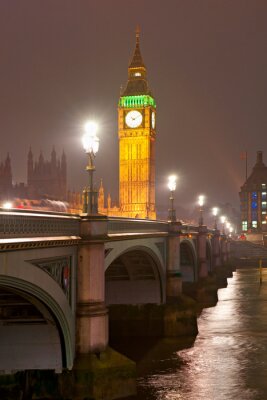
0,208 -> 230,397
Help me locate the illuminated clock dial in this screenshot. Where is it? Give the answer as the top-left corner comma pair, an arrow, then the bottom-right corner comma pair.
125,110 -> 143,128
151,111 -> 155,129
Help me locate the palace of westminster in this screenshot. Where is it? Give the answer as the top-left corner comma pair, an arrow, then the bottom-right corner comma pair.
0,29 -> 266,235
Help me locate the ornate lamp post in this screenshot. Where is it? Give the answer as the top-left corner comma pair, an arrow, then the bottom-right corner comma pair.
212,207 -> 218,229
168,175 -> 177,222
198,195 -> 205,226
82,121 -> 100,214
221,215 -> 226,234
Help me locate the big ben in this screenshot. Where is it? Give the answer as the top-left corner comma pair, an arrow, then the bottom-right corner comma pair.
118,27 -> 156,219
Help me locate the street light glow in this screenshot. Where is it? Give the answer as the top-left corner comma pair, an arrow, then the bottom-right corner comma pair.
2,201 -> 12,209
168,175 -> 177,191
84,121 -> 98,136
198,195 -> 205,207
82,121 -> 99,155
221,215 -> 226,224
212,207 -> 218,216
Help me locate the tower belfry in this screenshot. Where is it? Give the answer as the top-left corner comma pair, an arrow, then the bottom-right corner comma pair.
118,28 -> 156,219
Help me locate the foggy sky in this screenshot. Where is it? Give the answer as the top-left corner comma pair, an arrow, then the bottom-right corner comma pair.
0,0 -> 267,218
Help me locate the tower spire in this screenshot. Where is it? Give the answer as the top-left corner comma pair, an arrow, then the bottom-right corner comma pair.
122,26 -> 151,96
136,25 -> 140,44
129,25 -> 145,69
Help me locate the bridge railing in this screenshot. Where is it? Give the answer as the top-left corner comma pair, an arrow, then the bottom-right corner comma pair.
107,217 -> 169,235
0,208 -> 216,240
0,209 -> 80,239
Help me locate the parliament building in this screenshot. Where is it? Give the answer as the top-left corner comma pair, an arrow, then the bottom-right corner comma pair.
0,148 -> 67,203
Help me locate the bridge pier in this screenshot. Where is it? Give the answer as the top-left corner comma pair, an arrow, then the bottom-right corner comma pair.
166,221 -> 182,301
76,215 -> 109,353
197,225 -> 208,278
221,235 -> 228,264
212,229 -> 221,268
68,215 -> 136,400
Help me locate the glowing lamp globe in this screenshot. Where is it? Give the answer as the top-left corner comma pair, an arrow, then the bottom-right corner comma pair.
168,175 -> 177,192
198,195 -> 205,207
2,201 -> 12,209
82,121 -> 99,155
212,207 -> 218,216
221,216 -> 226,224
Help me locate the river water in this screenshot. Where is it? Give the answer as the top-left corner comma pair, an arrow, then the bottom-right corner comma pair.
117,268 -> 267,400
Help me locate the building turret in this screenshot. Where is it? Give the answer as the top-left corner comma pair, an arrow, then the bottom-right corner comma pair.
27,147 -> 33,184
98,179 -> 105,212
51,147 -> 57,167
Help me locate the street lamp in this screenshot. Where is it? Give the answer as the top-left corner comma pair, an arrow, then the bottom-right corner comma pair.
82,121 -> 100,214
2,201 -> 12,209
198,195 -> 205,225
221,215 -> 226,234
168,175 -> 177,222
212,207 -> 218,229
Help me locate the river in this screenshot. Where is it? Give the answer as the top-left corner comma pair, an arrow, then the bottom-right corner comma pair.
114,268 -> 267,400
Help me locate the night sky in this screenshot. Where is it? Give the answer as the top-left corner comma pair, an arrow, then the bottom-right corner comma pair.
1,1 -> 267,219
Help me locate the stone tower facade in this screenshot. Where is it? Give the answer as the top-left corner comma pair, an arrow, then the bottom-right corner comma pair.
118,28 -> 156,219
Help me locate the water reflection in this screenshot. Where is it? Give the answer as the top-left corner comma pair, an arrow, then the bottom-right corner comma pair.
118,268 -> 267,400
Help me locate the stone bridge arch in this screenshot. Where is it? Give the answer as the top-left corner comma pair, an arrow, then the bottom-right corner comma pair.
105,240 -> 165,305
0,250 -> 76,372
180,238 -> 197,282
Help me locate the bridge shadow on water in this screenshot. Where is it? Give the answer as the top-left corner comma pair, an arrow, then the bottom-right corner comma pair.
110,336 -> 196,400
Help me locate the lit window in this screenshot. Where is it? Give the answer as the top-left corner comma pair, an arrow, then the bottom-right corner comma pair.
262,211 -> 267,214
252,192 -> 257,199
251,201 -> 257,209
262,192 -> 267,200
134,72 -> 141,77
262,202 -> 267,209
262,221 -> 267,224
252,221 -> 258,228
262,184 -> 266,188
242,221 -> 248,231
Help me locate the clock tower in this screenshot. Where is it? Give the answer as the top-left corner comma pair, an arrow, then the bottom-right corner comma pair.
118,27 -> 156,219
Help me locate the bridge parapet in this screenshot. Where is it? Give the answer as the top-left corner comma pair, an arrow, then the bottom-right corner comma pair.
0,209 -> 80,239
107,217 -> 169,236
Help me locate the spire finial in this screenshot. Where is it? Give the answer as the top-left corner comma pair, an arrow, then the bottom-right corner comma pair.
136,25 -> 140,43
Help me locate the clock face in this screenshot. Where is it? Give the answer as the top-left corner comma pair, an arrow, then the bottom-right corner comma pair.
151,111 -> 155,129
125,110 -> 143,128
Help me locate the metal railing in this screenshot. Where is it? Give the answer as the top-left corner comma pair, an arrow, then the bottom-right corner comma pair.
0,209 -> 80,239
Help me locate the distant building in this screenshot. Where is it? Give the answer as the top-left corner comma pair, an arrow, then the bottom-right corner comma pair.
0,148 -> 67,203
239,151 -> 267,234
